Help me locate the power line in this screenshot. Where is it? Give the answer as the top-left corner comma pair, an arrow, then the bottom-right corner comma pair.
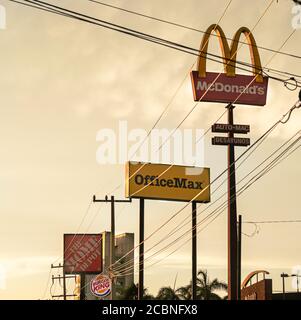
29,0 -> 298,278
10,0 -> 301,83
125,0 -> 284,200
87,0 -> 301,61
115,129 -> 301,276
9,0 -> 300,290
113,22 -> 301,206
108,22 -> 301,270
244,220 -> 301,224
125,19 -> 294,204
111,126 -> 279,274
51,199 -> 94,264
111,102 -> 301,275
15,0 -> 241,276
41,267 -> 52,299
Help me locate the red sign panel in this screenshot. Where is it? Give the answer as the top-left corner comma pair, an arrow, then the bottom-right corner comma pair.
64,234 -> 102,274
190,71 -> 269,106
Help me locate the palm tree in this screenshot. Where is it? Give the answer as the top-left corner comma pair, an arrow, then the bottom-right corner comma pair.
196,269 -> 227,300
117,283 -> 155,300
118,283 -> 138,300
156,286 -> 180,300
175,284 -> 192,300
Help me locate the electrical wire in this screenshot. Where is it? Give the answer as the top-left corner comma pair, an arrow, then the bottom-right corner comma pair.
108,23 -> 300,273
114,56 -> 292,275
51,199 -> 94,264
87,0 -> 301,61
41,268 -> 52,300
11,0 -> 234,295
115,130 -> 301,276
139,136 -> 300,269
9,0 -> 301,83
112,124 -> 290,274
112,18 -> 300,209
124,0 -> 278,201
244,219 -> 301,224
8,0 -> 298,290
9,1 -> 300,202
111,104 -> 301,275
17,0 -> 237,276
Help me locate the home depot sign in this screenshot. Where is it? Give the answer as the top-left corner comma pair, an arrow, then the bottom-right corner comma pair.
64,234 -> 102,274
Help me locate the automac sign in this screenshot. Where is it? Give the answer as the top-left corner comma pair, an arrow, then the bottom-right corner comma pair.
125,162 -> 210,203
190,24 -> 269,106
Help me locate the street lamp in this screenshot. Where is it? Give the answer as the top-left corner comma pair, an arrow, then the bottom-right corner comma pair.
291,274 -> 301,293
280,273 -> 289,300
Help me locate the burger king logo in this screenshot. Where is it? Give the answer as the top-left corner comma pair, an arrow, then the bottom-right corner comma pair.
90,274 -> 111,298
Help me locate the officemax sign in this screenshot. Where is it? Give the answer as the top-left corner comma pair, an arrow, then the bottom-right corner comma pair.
125,162 -> 210,203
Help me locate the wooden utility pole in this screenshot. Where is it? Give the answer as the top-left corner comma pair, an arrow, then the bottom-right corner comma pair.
50,264 -> 76,300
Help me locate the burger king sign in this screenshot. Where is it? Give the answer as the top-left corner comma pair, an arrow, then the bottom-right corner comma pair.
90,274 -> 112,298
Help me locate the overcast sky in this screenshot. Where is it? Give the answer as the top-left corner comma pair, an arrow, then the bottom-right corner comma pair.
0,0 -> 301,299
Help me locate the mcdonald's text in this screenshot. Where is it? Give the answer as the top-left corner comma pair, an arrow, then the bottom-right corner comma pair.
191,71 -> 269,106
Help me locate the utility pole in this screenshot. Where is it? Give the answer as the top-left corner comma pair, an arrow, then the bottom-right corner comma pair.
138,198 -> 145,301
281,273 -> 289,300
192,201 -> 197,300
227,104 -> 238,300
237,215 -> 242,300
50,264 -> 77,300
212,104 -> 250,300
93,195 -> 132,300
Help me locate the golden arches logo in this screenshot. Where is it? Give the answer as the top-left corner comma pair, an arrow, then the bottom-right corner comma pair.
198,24 -> 263,83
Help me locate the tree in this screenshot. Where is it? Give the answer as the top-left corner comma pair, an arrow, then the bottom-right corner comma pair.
196,269 -> 227,300
156,286 -> 180,300
117,283 -> 154,300
175,284 -> 192,300
118,283 -> 138,300
173,269 -> 227,300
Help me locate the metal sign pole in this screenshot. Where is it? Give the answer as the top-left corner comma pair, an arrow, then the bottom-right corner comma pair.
237,214 -> 242,300
93,195 -> 132,300
80,273 -> 86,300
192,201 -> 197,300
110,196 -> 116,300
138,198 -> 145,300
227,104 -> 238,300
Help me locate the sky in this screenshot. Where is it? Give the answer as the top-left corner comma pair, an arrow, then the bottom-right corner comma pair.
0,0 -> 301,299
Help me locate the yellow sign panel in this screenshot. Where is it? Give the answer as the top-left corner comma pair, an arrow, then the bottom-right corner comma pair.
125,162 -> 210,203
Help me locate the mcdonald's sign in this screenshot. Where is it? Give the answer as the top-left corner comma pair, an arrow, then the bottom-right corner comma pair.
190,25 -> 269,106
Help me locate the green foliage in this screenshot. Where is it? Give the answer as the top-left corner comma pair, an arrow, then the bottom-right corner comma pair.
118,269 -> 227,300
117,283 -> 155,300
